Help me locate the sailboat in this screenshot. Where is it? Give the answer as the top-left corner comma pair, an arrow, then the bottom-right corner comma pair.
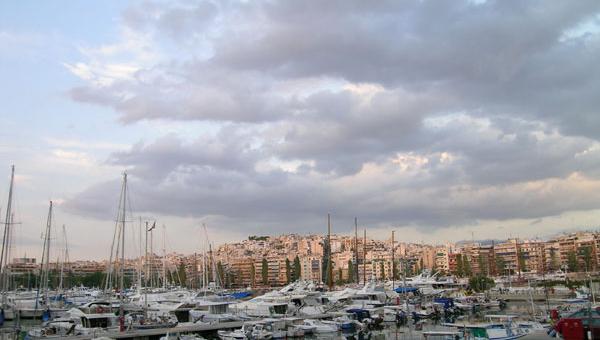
0,165 -> 16,323
108,173 -> 178,330
17,201 -> 65,319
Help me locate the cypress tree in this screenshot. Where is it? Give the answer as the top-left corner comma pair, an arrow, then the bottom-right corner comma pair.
285,258 -> 292,283
261,258 -> 269,285
347,260 -> 354,283
293,256 -> 301,281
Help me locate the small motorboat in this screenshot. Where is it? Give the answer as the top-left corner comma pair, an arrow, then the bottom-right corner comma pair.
302,319 -> 338,333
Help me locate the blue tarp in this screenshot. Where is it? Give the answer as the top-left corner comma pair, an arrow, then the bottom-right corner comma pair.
49,294 -> 65,301
229,291 -> 252,299
346,308 -> 369,313
395,287 -> 419,293
433,297 -> 454,309
346,308 -> 371,321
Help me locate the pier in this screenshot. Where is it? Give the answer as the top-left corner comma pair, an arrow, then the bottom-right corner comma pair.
55,321 -> 244,340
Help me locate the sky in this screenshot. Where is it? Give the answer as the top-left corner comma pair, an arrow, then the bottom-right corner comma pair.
2,1 -> 600,260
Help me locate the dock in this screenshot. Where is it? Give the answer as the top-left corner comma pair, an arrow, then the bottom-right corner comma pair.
24,313 -> 339,340
56,321 -> 244,340
489,291 -> 572,301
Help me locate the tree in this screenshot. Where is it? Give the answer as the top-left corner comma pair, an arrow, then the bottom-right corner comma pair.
380,262 -> 385,280
250,263 -> 256,287
477,255 -> 488,276
393,260 -> 399,280
285,258 -> 292,284
347,260 -> 354,283
337,268 -> 344,285
177,263 -> 187,288
567,250 -> 578,272
405,261 -> 414,277
495,257 -> 506,275
192,254 -> 199,289
549,248 -> 559,272
216,261 -> 225,287
293,256 -> 301,281
518,251 -> 527,273
463,255 -> 472,277
226,271 -> 234,288
580,246 -> 593,272
455,254 -> 464,277
261,258 -> 269,285
469,275 -> 495,292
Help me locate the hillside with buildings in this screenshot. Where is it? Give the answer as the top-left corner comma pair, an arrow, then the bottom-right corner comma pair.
10,230 -> 600,289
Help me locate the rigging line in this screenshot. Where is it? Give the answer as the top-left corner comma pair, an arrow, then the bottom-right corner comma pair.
124,178 -> 142,258
106,176 -> 126,292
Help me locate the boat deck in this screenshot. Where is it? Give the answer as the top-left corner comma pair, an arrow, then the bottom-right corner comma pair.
56,321 -> 244,339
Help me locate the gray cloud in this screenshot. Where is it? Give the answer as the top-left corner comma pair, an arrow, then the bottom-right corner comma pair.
64,116 -> 600,234
64,0 -> 600,236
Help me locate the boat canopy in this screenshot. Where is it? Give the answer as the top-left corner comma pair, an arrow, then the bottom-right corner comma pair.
395,287 -> 419,293
433,297 -> 454,309
229,291 -> 253,299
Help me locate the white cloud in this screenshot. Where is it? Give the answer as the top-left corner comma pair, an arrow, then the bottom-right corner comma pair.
56,0 -> 600,248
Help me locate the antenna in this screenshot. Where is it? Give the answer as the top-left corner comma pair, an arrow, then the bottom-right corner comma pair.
354,217 -> 358,284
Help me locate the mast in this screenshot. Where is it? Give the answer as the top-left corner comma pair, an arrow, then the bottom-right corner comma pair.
162,224 -> 166,289
210,243 -> 217,287
58,224 -> 69,293
1,165 -> 15,294
35,201 -> 52,309
44,202 -> 52,297
193,253 -> 198,289
137,217 -> 142,294
516,238 -> 522,279
202,223 -> 210,291
144,221 -> 148,316
145,221 -> 155,317
150,228 -> 154,288
363,229 -> 366,285
35,201 -> 53,315
119,173 -> 127,331
392,230 -> 395,289
354,218 -> 358,284
145,222 -> 149,290
105,215 -> 119,293
326,214 -> 333,290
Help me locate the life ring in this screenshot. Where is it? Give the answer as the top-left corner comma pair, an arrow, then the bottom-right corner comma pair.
96,306 -> 105,313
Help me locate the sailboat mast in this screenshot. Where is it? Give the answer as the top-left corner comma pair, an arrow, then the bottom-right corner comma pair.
137,217 -> 142,294
202,223 -> 209,290
144,221 -> 155,317
35,200 -> 53,315
58,224 -> 69,292
391,230 -> 395,289
354,217 -> 358,284
44,201 -> 52,297
162,224 -> 166,289
145,222 -> 148,290
210,243 -> 216,287
0,165 -> 15,292
326,213 -> 333,290
363,229 -> 366,285
144,221 -> 148,315
119,172 -> 127,331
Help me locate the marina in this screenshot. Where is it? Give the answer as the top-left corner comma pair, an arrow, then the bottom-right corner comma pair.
0,282 -> 574,339
3,1 -> 600,339
0,168 -> 597,339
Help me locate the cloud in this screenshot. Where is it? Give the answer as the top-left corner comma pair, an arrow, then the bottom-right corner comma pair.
63,117 -> 600,235
62,0 -> 600,238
